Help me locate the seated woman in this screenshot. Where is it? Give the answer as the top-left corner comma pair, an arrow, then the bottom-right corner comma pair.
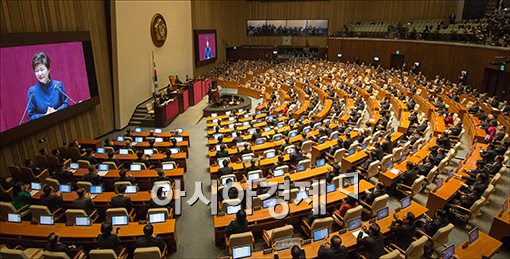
12,182 -> 33,213
335,196 -> 358,217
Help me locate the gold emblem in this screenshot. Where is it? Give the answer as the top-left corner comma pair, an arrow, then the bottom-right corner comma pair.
151,13 -> 167,47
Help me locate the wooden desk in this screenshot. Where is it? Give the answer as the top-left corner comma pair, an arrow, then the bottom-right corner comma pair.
455,231 -> 502,258
341,151 -> 368,173
93,152 -> 187,172
0,220 -> 176,250
77,139 -> 101,149
112,141 -> 189,155
489,198 -> 510,240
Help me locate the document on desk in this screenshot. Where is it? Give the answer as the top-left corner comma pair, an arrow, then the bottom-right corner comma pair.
389,168 -> 400,175
98,171 -> 109,176
352,230 -> 369,239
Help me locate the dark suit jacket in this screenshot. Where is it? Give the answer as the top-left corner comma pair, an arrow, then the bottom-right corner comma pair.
381,141 -> 394,154
39,194 -> 63,212
216,150 -> 229,158
424,218 -> 449,236
46,242 -> 75,258
218,166 -> 234,176
97,234 -> 123,255
363,189 -> 386,204
72,197 -> 95,215
290,152 -> 304,166
318,244 -> 348,259
400,171 -> 418,186
134,236 -> 166,252
357,233 -> 385,259
111,195 -> 133,212
83,172 -> 102,186
390,221 -> 416,249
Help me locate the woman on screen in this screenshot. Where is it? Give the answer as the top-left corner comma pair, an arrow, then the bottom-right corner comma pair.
27,52 -> 69,121
204,38 -> 212,60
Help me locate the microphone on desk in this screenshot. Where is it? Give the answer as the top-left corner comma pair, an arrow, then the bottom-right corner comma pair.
54,84 -> 77,104
19,93 -> 33,125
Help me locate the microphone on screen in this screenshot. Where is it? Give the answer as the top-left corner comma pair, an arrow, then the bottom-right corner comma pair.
19,93 -> 33,125
54,84 -> 77,104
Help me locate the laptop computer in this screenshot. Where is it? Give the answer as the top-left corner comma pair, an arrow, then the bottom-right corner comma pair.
387,161 -> 394,169
155,137 -> 163,143
348,149 -> 355,155
247,172 -> 260,181
174,136 -> 183,142
348,217 -> 362,231
227,204 -> 242,215
116,136 -> 124,142
75,216 -> 91,226
232,245 -> 251,259
40,215 -> 54,225
96,147 -> 105,154
169,148 -> 179,154
119,149 -> 129,155
442,244 -> 455,259
112,215 -> 128,226
273,169 -> 284,177
90,185 -> 103,194
7,213 -> 21,223
468,227 -> 479,244
436,178 -> 444,189
97,164 -> 109,176
377,207 -> 389,220
154,128 -> 162,134
59,184 -> 71,193
255,138 -> 265,145
134,127 -> 142,133
30,182 -> 41,196
313,227 -> 329,242
135,137 -> 144,143
326,183 -> 336,193
289,131 -> 298,138
143,149 -> 153,156
296,164 -> 306,172
130,164 -> 142,172
162,163 -> 175,170
125,185 -> 137,194
316,158 -> 326,167
265,150 -> 276,159
148,212 -> 166,224
69,162 -> 79,172
401,196 -> 412,209
274,135 -> 282,141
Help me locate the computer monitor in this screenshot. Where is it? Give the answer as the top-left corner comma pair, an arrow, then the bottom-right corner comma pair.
154,128 -> 162,134
436,178 -> 443,189
232,245 -> 252,259
296,164 -> 306,172
130,164 -> 142,172
116,136 -> 124,142
90,185 -> 103,194
162,163 -> 175,170
143,149 -> 153,156
289,131 -> 298,138
326,183 -> 336,193
111,215 -> 128,226
313,227 -> 329,242
377,207 -> 389,220
70,162 -> 79,170
256,110 -> 261,115
263,198 -> 277,209
227,204 -> 242,215
273,169 -> 284,177
442,244 -> 455,259
135,137 -> 144,143
316,158 -> 326,167
215,145 -> 222,151
256,118 -> 262,123
304,127 -> 311,134
155,137 -> 163,143
212,119 -> 218,124
318,138 -> 326,144
211,113 -> 218,118
277,122 -> 285,129
331,132 -> 339,139
31,182 -> 41,191
248,129 -> 256,135
119,149 -> 129,155
148,212 -> 166,224
98,164 -> 109,171
225,111 -> 231,116
220,176 -> 235,185
400,154 -> 407,162
75,216 -> 91,226
174,136 -> 183,142
7,213 -> 21,223
387,161 -> 394,169
229,117 -> 235,122
134,127 -> 142,133
96,147 -> 105,154
289,119 -> 296,125
40,215 -> 55,225
286,147 -> 296,154
348,217 -> 362,231
213,133 -> 222,140
468,227 -> 479,244
228,123 -> 235,129
217,158 -> 230,168
361,142 -> 368,150
243,121 -> 250,127
401,196 -> 411,209
125,185 -> 137,194
236,142 -> 247,148
243,113 -> 250,118
59,184 -> 71,193
255,138 -> 265,145
274,135 -> 282,141
348,149 -> 355,155
265,150 -> 276,159
169,148 -> 179,154
296,191 -> 308,201
247,172 -> 260,180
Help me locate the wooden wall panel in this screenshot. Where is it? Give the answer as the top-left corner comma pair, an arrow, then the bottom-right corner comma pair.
328,38 -> 509,92
0,0 -> 114,176
192,0 -> 462,76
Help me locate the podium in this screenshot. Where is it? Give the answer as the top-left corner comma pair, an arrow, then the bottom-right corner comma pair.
211,89 -> 220,103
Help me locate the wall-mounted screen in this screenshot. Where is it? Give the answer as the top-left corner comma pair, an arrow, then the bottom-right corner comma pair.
0,32 -> 99,145
247,19 -> 328,36
194,30 -> 217,66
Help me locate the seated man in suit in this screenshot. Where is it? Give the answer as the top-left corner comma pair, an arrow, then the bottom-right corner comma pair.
97,221 -> 123,255
318,235 -> 348,259
105,151 -> 120,166
84,165 -> 102,186
428,148 -> 445,166
381,135 -> 394,154
46,233 -> 81,258
356,223 -> 385,259
161,149 -> 176,163
436,133 -> 451,150
416,119 -> 429,135
218,159 -> 234,176
134,223 -> 166,253
216,144 -> 229,158
417,209 -> 449,236
343,134 -> 353,150
111,184 -> 133,212
72,188 -> 95,215
361,182 -> 386,205
398,162 -> 418,187
169,138 -> 180,152
82,149 -> 97,165
389,212 -> 416,250
134,150 -> 151,169
290,147 -> 305,166
238,143 -> 252,155
117,169 -> 135,184
449,121 -> 463,137
39,185 -> 63,213
250,128 -> 262,143
154,169 -> 171,182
